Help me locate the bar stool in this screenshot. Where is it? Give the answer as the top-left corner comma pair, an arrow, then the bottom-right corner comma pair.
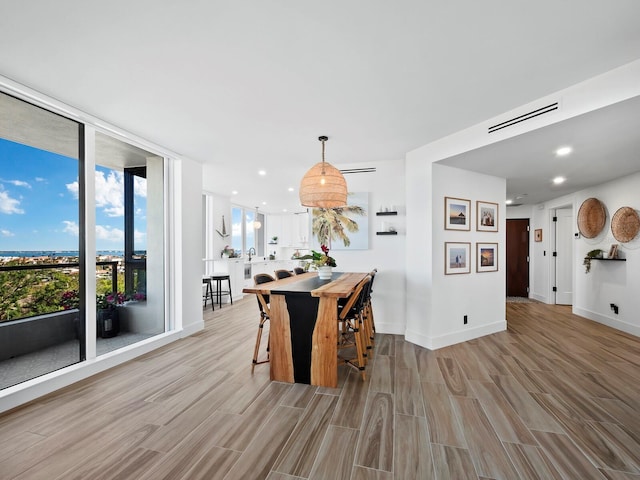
202,276 -> 215,310
210,273 -> 233,307
252,273 -> 275,372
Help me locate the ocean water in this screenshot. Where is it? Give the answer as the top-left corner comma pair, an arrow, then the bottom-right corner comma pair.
0,251 -> 131,258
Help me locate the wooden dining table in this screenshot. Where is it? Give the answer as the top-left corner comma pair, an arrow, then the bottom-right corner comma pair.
243,271 -> 368,388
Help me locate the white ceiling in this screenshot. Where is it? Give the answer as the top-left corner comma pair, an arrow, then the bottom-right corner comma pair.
1,1 -> 639,212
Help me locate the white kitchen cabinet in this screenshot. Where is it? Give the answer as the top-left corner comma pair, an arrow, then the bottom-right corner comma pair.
280,211 -> 310,247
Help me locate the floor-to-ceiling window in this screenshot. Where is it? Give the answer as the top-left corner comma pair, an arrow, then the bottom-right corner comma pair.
0,92 -> 84,388
231,205 -> 265,257
94,132 -> 166,354
0,91 -> 168,389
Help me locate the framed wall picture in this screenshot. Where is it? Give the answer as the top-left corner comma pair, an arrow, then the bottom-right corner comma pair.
476,201 -> 498,232
445,242 -> 471,274
445,197 -> 471,231
534,229 -> 543,242
476,242 -> 498,272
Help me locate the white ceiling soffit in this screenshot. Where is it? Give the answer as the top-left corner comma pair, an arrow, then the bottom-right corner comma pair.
438,94 -> 640,206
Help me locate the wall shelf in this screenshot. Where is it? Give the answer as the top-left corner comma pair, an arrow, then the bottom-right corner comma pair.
376,211 -> 398,216
376,231 -> 398,235
591,258 -> 626,261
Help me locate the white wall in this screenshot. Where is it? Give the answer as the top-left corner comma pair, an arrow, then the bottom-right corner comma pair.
405,163 -> 506,349
178,157 -> 205,335
405,58 -> 640,349
572,172 -> 640,336
321,160 -> 407,335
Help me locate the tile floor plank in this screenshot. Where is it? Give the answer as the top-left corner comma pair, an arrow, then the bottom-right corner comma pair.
2,298 -> 640,479
354,392 -> 394,472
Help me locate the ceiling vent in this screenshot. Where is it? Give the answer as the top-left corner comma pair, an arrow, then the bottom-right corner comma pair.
488,102 -> 558,134
340,167 -> 376,174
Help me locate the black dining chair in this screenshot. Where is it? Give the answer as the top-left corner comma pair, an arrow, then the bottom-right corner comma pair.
293,267 -> 305,275
274,269 -> 294,279
252,273 -> 275,372
337,274 -> 372,380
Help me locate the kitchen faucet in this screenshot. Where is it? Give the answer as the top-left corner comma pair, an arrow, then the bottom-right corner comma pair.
247,247 -> 256,260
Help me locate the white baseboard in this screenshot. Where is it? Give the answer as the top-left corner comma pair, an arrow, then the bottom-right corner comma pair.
405,320 -> 507,350
530,293 -> 547,303
375,321 -> 406,336
181,320 -> 205,337
573,307 -> 640,338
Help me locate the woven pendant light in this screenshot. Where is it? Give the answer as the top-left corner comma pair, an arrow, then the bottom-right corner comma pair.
299,136 -> 347,208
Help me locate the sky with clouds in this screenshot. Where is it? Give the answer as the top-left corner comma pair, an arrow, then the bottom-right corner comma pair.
0,138 -> 147,252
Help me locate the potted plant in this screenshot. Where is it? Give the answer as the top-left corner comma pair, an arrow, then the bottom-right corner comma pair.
299,244 -> 337,279
96,292 -> 125,338
583,249 -> 603,273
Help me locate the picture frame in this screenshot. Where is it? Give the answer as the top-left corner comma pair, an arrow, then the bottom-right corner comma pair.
608,244 -> 619,259
476,201 -> 498,232
445,242 -> 471,275
534,229 -> 543,242
445,197 -> 471,231
476,242 -> 498,272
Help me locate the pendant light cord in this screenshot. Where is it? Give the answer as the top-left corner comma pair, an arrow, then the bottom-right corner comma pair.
320,136 -> 326,175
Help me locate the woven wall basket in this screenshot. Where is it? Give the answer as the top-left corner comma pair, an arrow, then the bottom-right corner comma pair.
611,206 -> 640,243
577,197 -> 606,239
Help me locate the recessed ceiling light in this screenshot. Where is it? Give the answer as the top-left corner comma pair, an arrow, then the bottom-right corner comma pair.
231,190 -> 238,195
262,201 -> 267,205
506,199 -> 513,205
258,170 -> 266,176
553,176 -> 566,185
555,146 -> 572,157
283,208 -> 288,212
288,187 -> 294,192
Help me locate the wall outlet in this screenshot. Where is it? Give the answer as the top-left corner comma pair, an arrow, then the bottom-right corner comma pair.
463,315 -> 468,325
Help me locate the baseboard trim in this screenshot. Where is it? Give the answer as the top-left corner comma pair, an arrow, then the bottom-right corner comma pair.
375,321 -> 406,336
573,307 -> 640,338
530,293 -> 547,303
405,320 -> 506,350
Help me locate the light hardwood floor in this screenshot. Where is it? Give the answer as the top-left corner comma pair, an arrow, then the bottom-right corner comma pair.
1,298 -> 639,479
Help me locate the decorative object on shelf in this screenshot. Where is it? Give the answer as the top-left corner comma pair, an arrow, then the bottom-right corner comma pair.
299,136 -> 348,208
476,201 -> 499,232
476,243 -> 498,272
445,242 -> 471,275
608,244 -> 619,259
253,207 -> 262,230
583,248 -> 603,273
577,197 -> 606,239
216,215 -> 230,238
534,229 -> 543,242
311,193 -> 367,248
611,206 -> 640,242
299,244 -> 336,279
269,236 -> 278,244
445,197 -> 471,231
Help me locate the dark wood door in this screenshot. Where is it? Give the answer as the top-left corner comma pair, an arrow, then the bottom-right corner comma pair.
506,219 -> 529,297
